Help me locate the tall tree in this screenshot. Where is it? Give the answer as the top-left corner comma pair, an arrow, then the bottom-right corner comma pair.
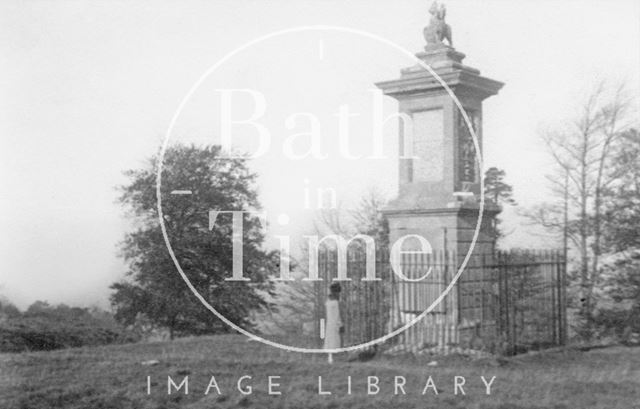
111,144 -> 276,339
527,82 -> 631,337
483,166 -> 516,244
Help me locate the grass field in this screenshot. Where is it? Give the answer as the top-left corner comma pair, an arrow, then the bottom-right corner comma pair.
1,335 -> 639,409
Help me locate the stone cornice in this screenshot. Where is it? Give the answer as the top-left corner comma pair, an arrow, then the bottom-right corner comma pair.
382,204 -> 501,217
375,46 -> 504,101
375,70 -> 504,101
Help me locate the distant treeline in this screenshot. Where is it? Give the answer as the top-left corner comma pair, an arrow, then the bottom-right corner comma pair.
0,300 -> 139,353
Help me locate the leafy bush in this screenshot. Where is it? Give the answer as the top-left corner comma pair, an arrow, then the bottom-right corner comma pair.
590,308 -> 640,345
0,301 -> 139,353
590,250 -> 640,344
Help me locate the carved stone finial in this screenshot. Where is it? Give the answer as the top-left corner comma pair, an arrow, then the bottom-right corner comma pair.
423,1 -> 453,47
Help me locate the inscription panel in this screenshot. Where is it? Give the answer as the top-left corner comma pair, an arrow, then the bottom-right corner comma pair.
411,109 -> 444,182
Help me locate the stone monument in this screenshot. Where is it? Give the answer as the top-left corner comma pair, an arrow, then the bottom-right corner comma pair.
376,1 -> 504,258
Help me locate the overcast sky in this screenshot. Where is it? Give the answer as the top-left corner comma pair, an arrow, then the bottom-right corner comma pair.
1,0 -> 639,309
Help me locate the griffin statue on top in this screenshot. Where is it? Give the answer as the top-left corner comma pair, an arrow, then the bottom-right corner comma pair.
423,1 -> 453,47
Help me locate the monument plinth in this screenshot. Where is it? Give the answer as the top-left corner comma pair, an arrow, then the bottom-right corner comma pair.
376,6 -> 503,256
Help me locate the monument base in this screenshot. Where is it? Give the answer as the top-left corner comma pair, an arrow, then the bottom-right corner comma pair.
383,201 -> 499,257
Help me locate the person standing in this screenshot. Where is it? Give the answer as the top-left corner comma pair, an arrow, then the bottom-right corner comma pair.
324,282 -> 344,363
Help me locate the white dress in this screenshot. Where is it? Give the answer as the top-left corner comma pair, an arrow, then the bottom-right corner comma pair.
324,299 -> 342,349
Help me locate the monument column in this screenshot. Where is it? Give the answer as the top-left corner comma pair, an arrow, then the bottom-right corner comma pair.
377,3 -> 504,258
